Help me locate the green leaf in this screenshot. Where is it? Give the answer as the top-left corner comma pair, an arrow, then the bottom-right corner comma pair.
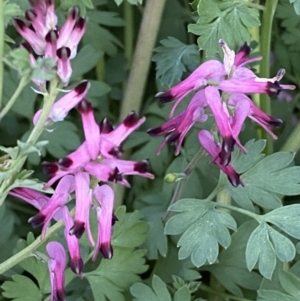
290,0 -> 300,15
257,290 -> 298,301
4,48 -> 31,75
188,0 -> 260,56
130,275 -> 172,301
245,221 -> 295,279
114,0 -> 143,5
85,206 -> 148,301
86,11 -> 124,26
4,1 -> 23,27
2,275 -> 43,301
39,121 -> 81,159
225,141 -> 300,211
145,214 -> 168,259
265,204 -> 300,239
152,37 -> 200,87
60,0 -> 93,14
71,45 -> 104,79
205,221 -> 262,297
278,269 -> 300,298
165,199 -> 236,267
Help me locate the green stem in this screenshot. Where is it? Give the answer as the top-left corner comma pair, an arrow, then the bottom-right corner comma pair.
0,75 -> 31,121
162,148 -> 206,222
259,0 -> 278,154
215,202 -> 261,222
280,122 -> 300,152
200,284 -> 254,301
243,2 -> 265,10
0,0 -> 4,108
0,220 -> 64,274
0,77 -> 59,207
124,1 -> 134,67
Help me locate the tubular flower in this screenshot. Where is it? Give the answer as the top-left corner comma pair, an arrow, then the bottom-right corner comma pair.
14,2 -> 86,86
149,39 -> 296,186
46,241 -> 66,301
43,99 -> 154,188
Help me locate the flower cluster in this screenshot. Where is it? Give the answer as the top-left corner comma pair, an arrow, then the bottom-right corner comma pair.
15,0 -> 86,86
10,1 -> 154,300
148,40 -> 295,186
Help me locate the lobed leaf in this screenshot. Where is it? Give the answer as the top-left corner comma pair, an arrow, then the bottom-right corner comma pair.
153,37 -> 200,87
165,199 -> 236,267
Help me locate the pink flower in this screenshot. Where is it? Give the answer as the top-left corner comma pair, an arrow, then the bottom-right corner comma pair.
92,185 -> 114,260
14,2 -> 86,86
46,241 -> 66,301
198,130 -> 243,187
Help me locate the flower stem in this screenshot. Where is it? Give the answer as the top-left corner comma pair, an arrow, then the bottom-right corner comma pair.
162,148 -> 206,222
0,77 -> 59,207
0,220 -> 64,274
280,122 -> 300,152
0,0 -> 4,108
259,0 -> 278,154
0,75 -> 31,121
215,202 -> 262,222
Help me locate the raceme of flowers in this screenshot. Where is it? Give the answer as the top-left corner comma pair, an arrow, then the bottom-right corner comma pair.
10,1 -> 154,300
15,0 -> 86,87
148,40 -> 295,187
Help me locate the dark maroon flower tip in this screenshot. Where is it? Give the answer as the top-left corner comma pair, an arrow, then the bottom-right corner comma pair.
75,80 -> 89,95
77,98 -> 92,114
267,81 -> 282,97
25,9 -> 37,22
108,146 -> 123,158
147,127 -> 163,136
46,0 -> 54,6
123,111 -> 140,127
14,19 -> 27,30
42,162 -> 59,176
268,117 -> 283,128
166,131 -> 180,145
70,257 -> 84,275
58,157 -> 73,168
45,30 -> 58,43
219,149 -> 231,166
134,160 -> 150,173
28,213 -> 46,228
99,118 -> 114,134
56,47 -> 71,59
108,167 -> 123,182
228,172 -> 243,187
222,136 -> 235,153
69,221 -> 85,239
54,289 -> 65,301
69,6 -> 79,19
112,214 -> 118,225
100,242 -> 113,259
156,91 -> 174,103
75,17 -> 86,30
237,42 -> 251,57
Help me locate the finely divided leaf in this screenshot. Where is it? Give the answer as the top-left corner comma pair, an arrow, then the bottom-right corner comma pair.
290,0 -> 300,15
188,0 -> 260,56
165,199 -> 236,267
226,140 -> 300,211
153,37 -> 200,87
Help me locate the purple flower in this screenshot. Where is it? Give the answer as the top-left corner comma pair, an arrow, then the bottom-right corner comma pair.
46,241 -> 66,301
147,89 -> 208,155
14,2 -> 86,85
92,185 -> 114,260
33,80 -> 90,125
198,130 -> 243,187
